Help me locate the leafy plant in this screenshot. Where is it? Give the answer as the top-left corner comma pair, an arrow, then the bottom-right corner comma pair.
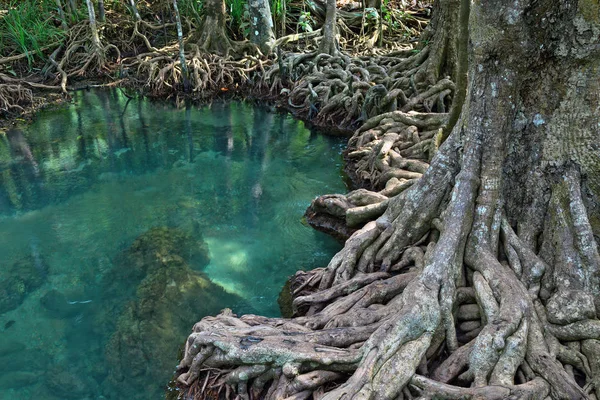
178,0 -> 204,23
226,0 -> 245,32
0,0 -> 66,68
297,11 -> 313,32
382,0 -> 392,23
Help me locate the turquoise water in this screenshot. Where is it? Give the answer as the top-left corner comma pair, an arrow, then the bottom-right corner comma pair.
0,90 -> 345,399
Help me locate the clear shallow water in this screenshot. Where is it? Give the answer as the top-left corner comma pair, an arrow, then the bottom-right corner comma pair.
0,90 -> 345,399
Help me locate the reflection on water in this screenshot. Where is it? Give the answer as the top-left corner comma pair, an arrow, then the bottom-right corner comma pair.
0,90 -> 345,399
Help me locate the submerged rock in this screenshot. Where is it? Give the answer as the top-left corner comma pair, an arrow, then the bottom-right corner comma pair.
40,289 -> 85,318
45,367 -> 93,399
125,226 -> 210,275
0,255 -> 49,314
0,339 -> 25,357
102,226 -> 246,400
0,349 -> 50,373
0,371 -> 38,389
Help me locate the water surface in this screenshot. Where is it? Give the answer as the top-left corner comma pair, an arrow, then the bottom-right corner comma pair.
0,90 -> 345,399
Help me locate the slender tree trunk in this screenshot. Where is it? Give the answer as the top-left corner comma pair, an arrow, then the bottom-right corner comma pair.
281,0 -> 286,37
128,0 -> 141,21
85,0 -> 102,52
68,0 -> 77,16
377,0 -> 382,46
172,0 -> 189,89
318,0 -> 338,55
55,0 -> 69,29
97,0 -> 105,22
248,0 -> 276,54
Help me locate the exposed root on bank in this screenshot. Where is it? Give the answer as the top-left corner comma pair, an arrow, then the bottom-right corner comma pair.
273,45 -> 455,133
0,83 -> 35,114
121,48 -> 271,97
175,14 -> 599,398
176,113 -> 599,399
52,21 -> 121,78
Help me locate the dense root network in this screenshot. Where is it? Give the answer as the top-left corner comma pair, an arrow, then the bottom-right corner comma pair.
174,6 -> 600,400
0,83 -> 35,114
0,0 -> 434,112
175,109 -> 600,400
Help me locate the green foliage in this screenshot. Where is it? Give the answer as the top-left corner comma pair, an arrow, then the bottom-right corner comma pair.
270,0 -> 284,19
298,11 -> 313,32
0,0 -> 66,68
382,0 -> 392,23
239,6 -> 252,38
226,0 -> 245,32
364,7 -> 379,21
178,0 -> 203,23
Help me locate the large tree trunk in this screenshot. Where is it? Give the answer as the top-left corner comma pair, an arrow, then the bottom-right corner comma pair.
197,0 -> 232,55
319,0 -> 338,55
415,0 -> 462,85
175,0 -> 600,399
248,0 -> 276,54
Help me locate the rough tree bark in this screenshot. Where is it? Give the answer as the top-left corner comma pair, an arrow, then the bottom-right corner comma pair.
197,0 -> 232,55
172,0 -> 189,88
414,0 -> 462,87
175,0 -> 600,399
85,0 -> 102,52
98,0 -> 105,22
248,0 -> 276,54
319,0 -> 339,55
128,0 -> 141,21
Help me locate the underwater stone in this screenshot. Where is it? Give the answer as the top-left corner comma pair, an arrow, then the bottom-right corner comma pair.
0,254 -> 49,314
123,226 -> 210,276
40,290 -> 84,318
45,368 -> 92,399
0,339 -> 25,357
0,371 -> 37,389
0,349 -> 50,373
101,227 -> 246,400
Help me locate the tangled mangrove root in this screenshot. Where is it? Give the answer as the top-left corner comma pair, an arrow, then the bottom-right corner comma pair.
0,83 -> 35,114
269,27 -> 456,134
174,1 -> 600,398
122,48 -> 271,97
55,21 -> 121,77
175,111 -> 598,400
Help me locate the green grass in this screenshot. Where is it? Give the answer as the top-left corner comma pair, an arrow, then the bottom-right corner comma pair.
0,0 -> 66,69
